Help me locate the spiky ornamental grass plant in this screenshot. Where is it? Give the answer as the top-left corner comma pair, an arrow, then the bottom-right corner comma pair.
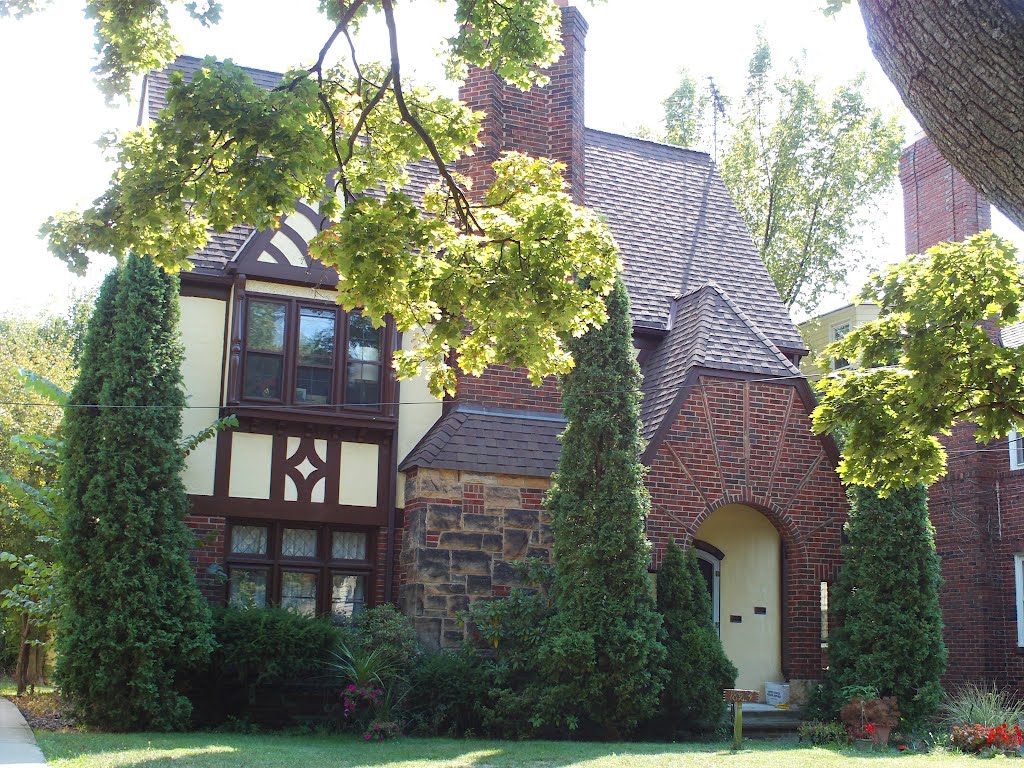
823,485 -> 946,727
539,279 -> 666,738
654,539 -> 737,737
57,255 -> 213,731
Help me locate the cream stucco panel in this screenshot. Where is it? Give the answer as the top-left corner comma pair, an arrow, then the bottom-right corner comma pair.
696,504 -> 783,699
178,296 -> 227,496
396,327 -> 443,466
229,432 -> 274,499
270,231 -> 307,268
339,442 -> 379,507
246,280 -> 337,302
285,211 -> 319,243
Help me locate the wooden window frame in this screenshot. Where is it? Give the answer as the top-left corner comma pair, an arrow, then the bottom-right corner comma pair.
235,294 -> 393,414
225,519 -> 376,619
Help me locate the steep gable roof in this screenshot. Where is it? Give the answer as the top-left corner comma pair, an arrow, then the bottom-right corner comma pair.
639,283 -> 801,443
141,55 -> 283,123
583,129 -> 805,355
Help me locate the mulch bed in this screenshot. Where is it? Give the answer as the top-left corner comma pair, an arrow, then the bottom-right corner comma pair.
2,692 -> 76,731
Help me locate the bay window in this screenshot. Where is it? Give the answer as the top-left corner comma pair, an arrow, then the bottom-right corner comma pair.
226,521 -> 373,620
239,297 -> 386,409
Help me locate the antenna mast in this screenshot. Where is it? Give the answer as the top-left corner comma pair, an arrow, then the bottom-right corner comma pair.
707,77 -> 726,163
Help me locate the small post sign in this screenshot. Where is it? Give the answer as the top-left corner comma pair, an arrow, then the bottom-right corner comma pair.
724,689 -> 759,750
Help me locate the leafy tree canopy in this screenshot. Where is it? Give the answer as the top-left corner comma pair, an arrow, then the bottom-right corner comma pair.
659,33 -> 902,314
1,0 -> 620,397
812,231 -> 1023,492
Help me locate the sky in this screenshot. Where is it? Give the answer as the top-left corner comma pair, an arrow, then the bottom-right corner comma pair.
0,0 -> 1020,321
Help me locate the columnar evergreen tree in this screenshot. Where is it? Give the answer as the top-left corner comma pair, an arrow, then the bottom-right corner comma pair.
823,485 -> 946,726
538,279 -> 665,738
57,255 -> 213,730
654,539 -> 737,737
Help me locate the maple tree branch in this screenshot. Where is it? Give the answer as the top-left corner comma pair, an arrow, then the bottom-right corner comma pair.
381,0 -> 481,235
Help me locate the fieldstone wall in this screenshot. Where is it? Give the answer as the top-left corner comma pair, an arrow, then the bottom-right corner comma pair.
398,467 -> 552,649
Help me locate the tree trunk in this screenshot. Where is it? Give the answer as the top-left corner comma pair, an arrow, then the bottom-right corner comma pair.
858,0 -> 1024,230
15,613 -> 29,697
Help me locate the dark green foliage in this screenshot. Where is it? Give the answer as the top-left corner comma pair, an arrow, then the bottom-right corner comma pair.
405,649 -> 494,737
211,607 -> 341,688
341,603 -> 422,677
822,485 -> 946,727
57,255 -> 213,731
654,539 -> 737,737
539,279 -> 666,738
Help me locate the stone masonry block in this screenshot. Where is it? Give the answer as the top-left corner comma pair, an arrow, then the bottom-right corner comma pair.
451,549 -> 492,575
427,504 -> 462,530
503,529 -> 530,559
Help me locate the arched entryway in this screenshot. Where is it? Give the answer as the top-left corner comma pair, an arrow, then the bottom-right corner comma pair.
695,503 -> 783,696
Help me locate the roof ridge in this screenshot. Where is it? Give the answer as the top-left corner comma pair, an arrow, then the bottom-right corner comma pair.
170,54 -> 286,80
584,127 -> 713,160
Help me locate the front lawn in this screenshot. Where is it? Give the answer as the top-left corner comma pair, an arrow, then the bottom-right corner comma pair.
37,732 -> 981,768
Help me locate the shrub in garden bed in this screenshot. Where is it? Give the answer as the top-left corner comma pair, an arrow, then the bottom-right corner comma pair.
188,606 -> 342,727
940,682 -> 1024,731
797,719 -> 849,747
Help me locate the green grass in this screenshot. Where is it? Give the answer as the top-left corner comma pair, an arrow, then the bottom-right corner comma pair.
36,732 -> 979,768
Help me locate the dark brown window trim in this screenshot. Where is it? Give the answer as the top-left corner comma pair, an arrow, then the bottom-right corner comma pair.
229,293 -> 396,417
225,519 -> 376,618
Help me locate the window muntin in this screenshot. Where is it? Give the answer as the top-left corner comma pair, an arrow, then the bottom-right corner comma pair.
830,322 -> 852,370
243,301 -> 288,400
1010,430 -> 1024,471
332,574 -> 367,620
226,522 -> 372,619
1016,554 -> 1024,647
238,298 -> 386,410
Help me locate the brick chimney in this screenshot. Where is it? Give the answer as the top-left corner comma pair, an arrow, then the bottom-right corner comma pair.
456,3 -> 588,203
900,134 -> 991,255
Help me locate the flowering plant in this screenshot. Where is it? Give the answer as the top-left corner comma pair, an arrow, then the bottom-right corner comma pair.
950,722 -> 1023,754
847,721 -> 877,741
364,720 -> 401,743
341,683 -> 383,720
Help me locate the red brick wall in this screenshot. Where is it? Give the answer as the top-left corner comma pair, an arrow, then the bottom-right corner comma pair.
900,134 -> 991,255
456,6 -> 587,202
645,377 -> 848,682
454,365 -> 562,412
185,513 -> 227,603
930,424 -> 1024,695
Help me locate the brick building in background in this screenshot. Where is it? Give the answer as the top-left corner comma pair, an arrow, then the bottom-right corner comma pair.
801,133 -> 1024,694
149,4 -> 850,702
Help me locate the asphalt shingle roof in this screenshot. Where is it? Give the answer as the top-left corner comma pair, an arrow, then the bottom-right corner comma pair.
143,55 -> 283,122
639,283 -> 801,441
398,405 -> 565,477
144,56 -> 812,471
584,129 -> 806,354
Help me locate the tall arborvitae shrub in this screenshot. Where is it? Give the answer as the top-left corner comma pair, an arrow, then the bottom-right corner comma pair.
654,538 -> 737,736
57,255 -> 213,730
539,279 -> 665,738
823,485 -> 946,726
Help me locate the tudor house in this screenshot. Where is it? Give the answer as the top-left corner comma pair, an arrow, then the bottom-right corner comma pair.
151,4 -> 850,702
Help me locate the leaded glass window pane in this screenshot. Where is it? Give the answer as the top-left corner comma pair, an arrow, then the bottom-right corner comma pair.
346,362 -> 381,405
347,313 -> 381,362
229,567 -> 268,608
295,365 -> 331,404
247,301 -> 286,351
282,528 -> 318,558
332,531 -> 367,561
331,574 -> 366,620
231,525 -> 268,556
281,571 -> 318,616
298,308 -> 335,366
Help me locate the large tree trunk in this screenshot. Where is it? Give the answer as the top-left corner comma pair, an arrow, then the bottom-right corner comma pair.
858,0 -> 1024,230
